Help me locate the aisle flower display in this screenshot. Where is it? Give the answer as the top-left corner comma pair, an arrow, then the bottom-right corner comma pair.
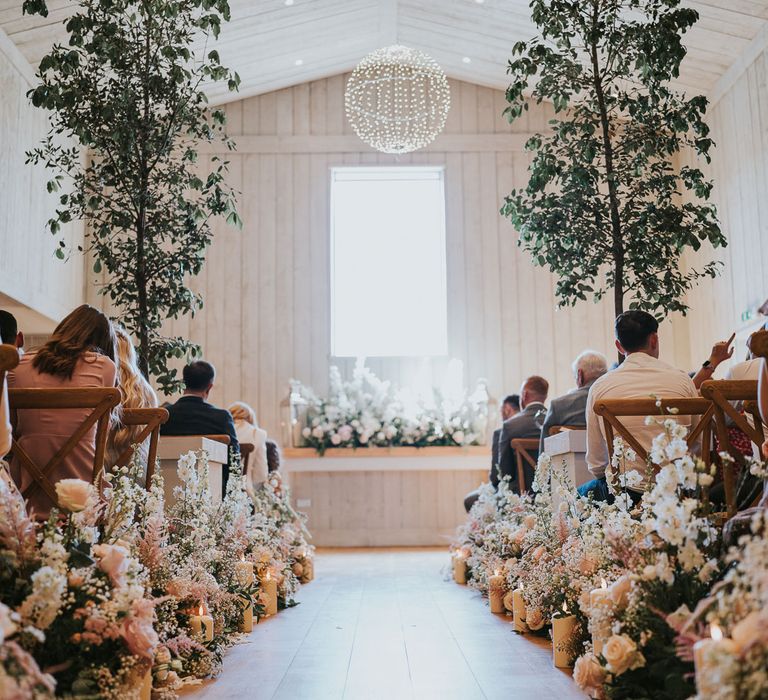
452,417 -> 768,700
291,364 -> 489,454
0,447 -> 313,699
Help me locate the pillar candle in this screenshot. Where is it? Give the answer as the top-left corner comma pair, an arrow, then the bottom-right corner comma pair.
488,571 -> 506,614
138,669 -> 152,700
303,557 -> 314,582
512,587 -> 528,633
262,572 -> 278,616
452,553 -> 468,584
189,604 -> 214,642
235,558 -> 255,588
552,604 -> 578,668
693,624 -> 738,699
240,597 -> 254,633
589,580 -> 612,656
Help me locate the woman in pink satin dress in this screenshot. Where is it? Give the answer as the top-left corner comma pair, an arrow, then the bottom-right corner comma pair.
7,304 -> 118,516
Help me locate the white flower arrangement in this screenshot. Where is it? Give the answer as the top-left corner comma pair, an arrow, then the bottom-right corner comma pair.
291,363 -> 489,454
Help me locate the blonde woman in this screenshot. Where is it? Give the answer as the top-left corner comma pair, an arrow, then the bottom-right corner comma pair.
105,326 -> 158,472
228,401 -> 268,496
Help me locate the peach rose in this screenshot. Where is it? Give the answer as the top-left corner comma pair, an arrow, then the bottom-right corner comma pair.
55,479 -> 94,512
92,543 -> 130,587
578,556 -> 598,576
603,634 -> 644,676
732,611 -> 768,653
525,608 -> 545,631
121,598 -> 159,660
523,514 -> 536,529
609,575 -> 632,609
292,562 -> 304,577
573,653 -> 605,696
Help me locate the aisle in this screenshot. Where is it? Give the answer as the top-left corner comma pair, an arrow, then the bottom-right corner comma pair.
180,548 -> 587,700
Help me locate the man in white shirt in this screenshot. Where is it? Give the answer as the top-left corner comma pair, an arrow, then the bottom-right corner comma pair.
579,310 -> 698,502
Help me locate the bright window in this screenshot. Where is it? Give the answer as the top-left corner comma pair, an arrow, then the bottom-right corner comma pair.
330,166 -> 448,357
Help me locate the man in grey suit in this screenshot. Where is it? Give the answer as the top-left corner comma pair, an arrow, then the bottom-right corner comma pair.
497,376 -> 550,492
464,394 -> 520,512
538,350 -> 608,453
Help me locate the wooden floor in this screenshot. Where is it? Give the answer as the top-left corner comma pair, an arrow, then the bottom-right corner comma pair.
181,548 -> 587,700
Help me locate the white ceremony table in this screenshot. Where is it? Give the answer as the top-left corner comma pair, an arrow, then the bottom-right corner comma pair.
284,446 -> 489,546
542,429 -> 590,509
157,436 -> 229,507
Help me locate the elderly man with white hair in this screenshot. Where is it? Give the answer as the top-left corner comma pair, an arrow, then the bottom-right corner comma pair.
538,350 -> 608,454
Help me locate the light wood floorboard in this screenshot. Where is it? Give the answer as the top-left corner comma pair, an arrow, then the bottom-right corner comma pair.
180,548 -> 587,700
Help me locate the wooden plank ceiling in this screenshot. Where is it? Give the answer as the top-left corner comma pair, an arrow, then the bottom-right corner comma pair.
1,0 -> 766,104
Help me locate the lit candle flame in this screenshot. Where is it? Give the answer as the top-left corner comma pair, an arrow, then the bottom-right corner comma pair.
711,623 -> 723,641
198,604 -> 204,616
562,602 -> 568,613
240,554 -> 245,563
265,571 -> 271,581
494,569 -> 502,577
520,583 -> 524,592
600,578 -> 607,589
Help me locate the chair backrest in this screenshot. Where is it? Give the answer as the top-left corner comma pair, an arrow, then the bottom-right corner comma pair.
0,344 -> 20,377
548,424 -> 586,436
113,407 -> 169,488
593,397 -> 714,470
510,437 -> 540,494
700,380 -> 765,515
700,380 -> 764,447
9,387 -> 121,506
239,442 -> 255,473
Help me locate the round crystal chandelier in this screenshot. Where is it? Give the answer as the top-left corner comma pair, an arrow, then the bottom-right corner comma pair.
345,45 -> 451,154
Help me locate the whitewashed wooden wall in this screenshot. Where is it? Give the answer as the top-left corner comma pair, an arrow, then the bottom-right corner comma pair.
0,29 -> 83,327
85,74 -> 693,437
682,51 -> 768,352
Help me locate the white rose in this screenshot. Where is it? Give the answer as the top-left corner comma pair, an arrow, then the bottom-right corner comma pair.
525,608 -> 545,631
359,433 -> 369,445
641,565 -> 657,581
603,634 -> 644,676
0,602 -> 17,643
302,427 -> 311,438
573,653 -> 605,694
330,434 -> 341,445
609,575 -> 632,609
311,426 -> 324,439
731,611 -> 768,653
453,430 -> 465,444
55,479 -> 95,512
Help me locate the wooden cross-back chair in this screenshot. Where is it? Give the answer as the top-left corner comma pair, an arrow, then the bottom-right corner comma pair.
700,380 -> 765,515
113,407 -> 169,488
8,387 -> 121,507
0,344 -> 19,384
510,437 -> 540,495
594,398 -> 715,498
239,442 -> 254,473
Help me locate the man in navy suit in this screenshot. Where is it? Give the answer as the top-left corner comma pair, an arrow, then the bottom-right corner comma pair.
161,360 -> 240,496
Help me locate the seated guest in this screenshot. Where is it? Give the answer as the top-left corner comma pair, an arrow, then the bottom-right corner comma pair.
228,401 -> 268,497
8,304 -> 118,515
105,326 -> 158,473
161,360 -> 239,495
581,310 -> 697,503
691,332 -> 736,389
1,326 -> 17,461
498,376 -> 549,492
0,310 -> 24,352
464,393 -> 520,512
539,350 -> 608,453
266,439 -> 281,473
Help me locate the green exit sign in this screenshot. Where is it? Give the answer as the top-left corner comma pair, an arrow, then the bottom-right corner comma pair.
741,309 -> 755,322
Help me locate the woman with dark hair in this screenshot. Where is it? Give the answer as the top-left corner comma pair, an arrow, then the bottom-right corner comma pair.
7,304 -> 118,515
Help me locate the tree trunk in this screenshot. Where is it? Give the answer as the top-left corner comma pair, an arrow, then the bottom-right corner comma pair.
589,0 -> 624,363
135,2 -> 152,380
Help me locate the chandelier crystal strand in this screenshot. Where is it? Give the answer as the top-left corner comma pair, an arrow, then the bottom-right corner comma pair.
345,45 -> 451,154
